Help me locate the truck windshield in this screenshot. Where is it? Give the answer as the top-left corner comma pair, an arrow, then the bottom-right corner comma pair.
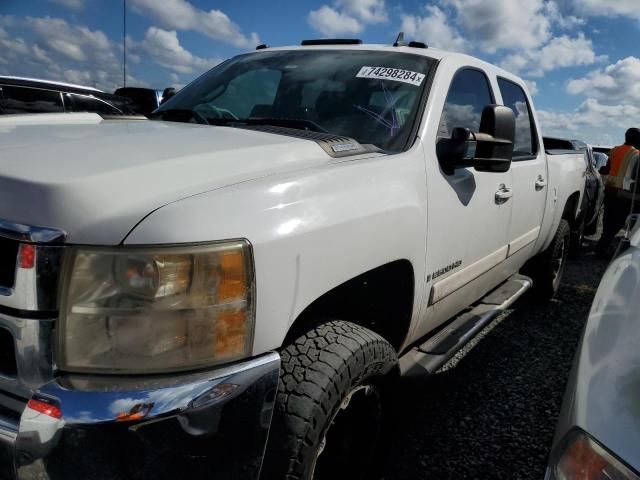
153,50 -> 434,153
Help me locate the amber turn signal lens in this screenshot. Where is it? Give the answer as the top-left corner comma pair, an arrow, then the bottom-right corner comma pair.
217,251 -> 247,301
554,430 -> 640,480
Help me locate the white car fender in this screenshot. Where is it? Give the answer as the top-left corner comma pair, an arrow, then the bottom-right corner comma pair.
125,142 -> 430,355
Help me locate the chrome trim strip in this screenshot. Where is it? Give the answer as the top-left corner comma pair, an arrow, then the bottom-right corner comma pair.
430,245 -> 509,305
0,312 -> 55,399
0,245 -> 64,312
507,226 -> 540,257
0,416 -> 18,441
0,220 -> 66,244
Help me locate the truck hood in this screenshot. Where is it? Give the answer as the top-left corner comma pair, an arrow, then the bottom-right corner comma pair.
0,114 -> 333,244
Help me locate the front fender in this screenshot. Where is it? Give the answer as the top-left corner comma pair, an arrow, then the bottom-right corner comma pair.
124,145 -> 429,356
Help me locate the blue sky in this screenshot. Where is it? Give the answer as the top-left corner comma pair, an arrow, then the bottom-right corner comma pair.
1,0 -> 639,145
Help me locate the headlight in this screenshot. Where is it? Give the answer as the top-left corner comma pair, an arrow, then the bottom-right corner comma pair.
551,429 -> 639,480
57,240 -> 254,374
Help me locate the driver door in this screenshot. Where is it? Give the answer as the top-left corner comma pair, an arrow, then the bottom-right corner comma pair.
417,67 -> 514,338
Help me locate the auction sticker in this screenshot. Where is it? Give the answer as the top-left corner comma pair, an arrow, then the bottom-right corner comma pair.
356,66 -> 426,86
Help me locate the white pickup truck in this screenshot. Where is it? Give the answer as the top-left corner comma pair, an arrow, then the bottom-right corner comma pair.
0,39 -> 585,480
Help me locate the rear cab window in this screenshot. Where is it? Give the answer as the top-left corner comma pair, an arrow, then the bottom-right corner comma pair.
0,85 -> 64,114
497,78 -> 539,160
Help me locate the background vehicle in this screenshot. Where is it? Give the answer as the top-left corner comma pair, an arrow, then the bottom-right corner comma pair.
545,215 -> 640,480
0,76 -> 135,115
0,40 -> 586,480
113,86 -> 175,116
592,145 -> 612,156
544,136 -> 605,254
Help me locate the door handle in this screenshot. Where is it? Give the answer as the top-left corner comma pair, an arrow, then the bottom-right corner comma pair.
535,176 -> 547,190
495,184 -> 513,203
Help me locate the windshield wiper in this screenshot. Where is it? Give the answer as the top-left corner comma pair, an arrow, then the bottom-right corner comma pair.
150,108 -> 209,125
209,117 -> 328,133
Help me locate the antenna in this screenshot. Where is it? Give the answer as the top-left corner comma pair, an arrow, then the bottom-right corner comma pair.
393,32 -> 407,47
123,0 -> 127,88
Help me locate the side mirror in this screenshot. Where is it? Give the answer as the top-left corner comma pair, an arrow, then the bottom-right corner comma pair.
161,87 -> 176,104
437,105 -> 515,174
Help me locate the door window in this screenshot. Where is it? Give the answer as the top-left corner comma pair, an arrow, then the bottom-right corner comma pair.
0,86 -> 63,114
438,69 -> 494,138
497,78 -> 538,159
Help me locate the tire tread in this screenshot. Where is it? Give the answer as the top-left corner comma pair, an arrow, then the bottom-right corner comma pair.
263,320 -> 397,479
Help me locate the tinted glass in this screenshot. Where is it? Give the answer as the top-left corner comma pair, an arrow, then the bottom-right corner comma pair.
0,86 -> 63,114
498,78 -> 537,158
114,88 -> 159,115
438,69 -> 493,138
67,94 -> 121,114
156,50 -> 434,152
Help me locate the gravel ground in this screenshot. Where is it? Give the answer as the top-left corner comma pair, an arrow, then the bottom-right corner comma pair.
383,241 -> 609,480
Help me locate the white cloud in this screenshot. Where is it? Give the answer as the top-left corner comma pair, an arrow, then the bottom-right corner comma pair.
566,56 -> 640,103
129,0 -> 259,49
308,6 -> 363,36
336,0 -> 387,23
544,1 -> 585,29
443,0 -> 552,53
501,34 -> 604,77
0,16 -> 144,91
25,16 -> 114,64
133,27 -> 220,75
537,99 -> 640,143
524,79 -> 539,96
308,0 -> 386,36
48,0 -> 85,10
400,5 -> 466,52
570,0 -> 640,18
11,16 -> 126,90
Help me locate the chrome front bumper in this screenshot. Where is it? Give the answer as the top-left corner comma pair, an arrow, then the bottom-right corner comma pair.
0,352 -> 280,480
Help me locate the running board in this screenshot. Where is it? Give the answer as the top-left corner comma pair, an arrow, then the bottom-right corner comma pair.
399,274 -> 532,377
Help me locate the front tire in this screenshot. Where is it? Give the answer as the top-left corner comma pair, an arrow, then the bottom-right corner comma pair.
263,321 -> 398,480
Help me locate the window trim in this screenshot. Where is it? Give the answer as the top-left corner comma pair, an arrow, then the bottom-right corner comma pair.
497,76 -> 540,162
437,66 -> 497,141
65,93 -> 123,114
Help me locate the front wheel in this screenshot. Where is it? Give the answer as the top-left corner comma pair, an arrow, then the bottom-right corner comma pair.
263,321 -> 398,480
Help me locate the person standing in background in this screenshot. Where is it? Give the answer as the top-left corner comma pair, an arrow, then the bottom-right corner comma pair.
596,128 -> 640,256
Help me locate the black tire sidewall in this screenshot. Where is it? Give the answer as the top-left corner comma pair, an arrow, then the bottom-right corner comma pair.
263,321 -> 398,480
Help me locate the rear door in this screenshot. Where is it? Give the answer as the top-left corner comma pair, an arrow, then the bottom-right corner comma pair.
497,77 -> 547,263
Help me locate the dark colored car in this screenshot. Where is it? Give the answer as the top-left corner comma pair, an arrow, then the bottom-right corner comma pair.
113,87 -> 176,116
0,76 -> 135,115
544,137 -> 606,253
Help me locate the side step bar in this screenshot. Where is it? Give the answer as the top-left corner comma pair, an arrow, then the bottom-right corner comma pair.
399,274 -> 532,377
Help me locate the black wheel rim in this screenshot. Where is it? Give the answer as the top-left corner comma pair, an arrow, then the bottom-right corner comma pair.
311,384 -> 382,480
